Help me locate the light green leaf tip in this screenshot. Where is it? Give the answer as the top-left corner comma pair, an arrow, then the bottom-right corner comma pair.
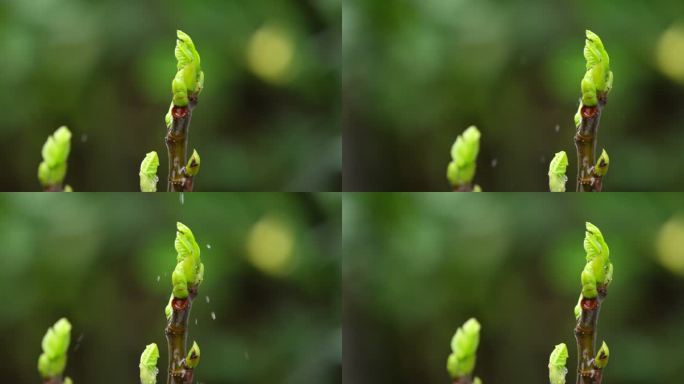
447,126 -> 481,188
446,318 -> 481,379
139,343 -> 159,384
594,149 -> 609,177
473,377 -> 482,384
38,318 -> 72,378
581,30 -> 613,106
172,222 -> 204,298
64,377 -> 73,384
139,151 -> 160,192
581,222 -> 612,299
185,149 -> 200,177
172,30 -> 204,107
186,341 -> 201,369
38,126 -> 72,187
548,151 -> 568,192
548,343 -> 568,384
594,341 -> 610,369
164,294 -> 173,319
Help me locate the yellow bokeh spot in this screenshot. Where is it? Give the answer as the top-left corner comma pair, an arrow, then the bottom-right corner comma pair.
655,216 -> 684,277
656,23 -> 684,85
246,25 -> 295,84
246,216 -> 295,276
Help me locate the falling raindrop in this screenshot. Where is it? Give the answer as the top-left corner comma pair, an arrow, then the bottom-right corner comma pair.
179,192 -> 185,205
211,312 -> 216,320
81,134 -> 88,143
205,296 -> 210,303
491,158 -> 498,168
73,333 -> 84,352
554,124 -> 560,133
206,244 -> 211,249
156,275 -> 160,282
244,351 -> 250,360
195,318 -> 198,325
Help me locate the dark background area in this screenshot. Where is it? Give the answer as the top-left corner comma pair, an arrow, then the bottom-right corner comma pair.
0,193 -> 341,383
0,0 -> 341,191
343,0 -> 684,191
343,193 -> 684,383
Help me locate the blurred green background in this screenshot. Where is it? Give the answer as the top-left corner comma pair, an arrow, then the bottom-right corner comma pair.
343,193 -> 684,383
0,192 -> 341,383
343,0 -> 684,191
0,0 -> 341,191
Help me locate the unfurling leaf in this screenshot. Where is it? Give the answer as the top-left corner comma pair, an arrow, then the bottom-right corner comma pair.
186,341 -> 201,368
139,343 -> 159,384
38,126 -> 72,187
580,30 -> 613,106
594,341 -> 610,369
447,126 -> 481,188
139,151 -> 160,192
185,149 -> 201,177
446,318 -> 481,378
548,151 -> 568,192
594,149 -> 609,177
548,343 -> 568,384
172,222 -> 204,298
38,318 -> 72,378
172,30 -> 204,107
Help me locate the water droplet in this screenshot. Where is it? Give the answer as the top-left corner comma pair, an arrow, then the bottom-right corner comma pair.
554,124 -> 560,133
206,244 -> 211,249
244,351 -> 250,360
73,333 -> 85,352
179,192 -> 185,205
156,275 -> 160,282
195,318 -> 198,325
211,312 -> 216,320
81,134 -> 88,143
205,296 -> 210,303
491,158 -> 498,168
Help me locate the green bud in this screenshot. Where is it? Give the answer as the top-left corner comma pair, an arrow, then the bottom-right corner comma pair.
594,341 -> 610,369
574,104 -> 582,127
548,151 -> 568,192
185,149 -> 200,177
139,343 -> 159,384
172,30 -> 204,107
581,30 -> 613,106
574,294 -> 581,320
38,318 -> 72,378
139,151 -> 160,192
165,103 -> 173,128
594,149 -> 609,177
581,264 -> 598,298
446,318 -> 481,379
473,378 -> 482,384
548,343 -> 568,384
64,377 -> 73,384
447,126 -> 481,187
172,222 -> 204,298
185,341 -> 201,369
64,185 -> 73,192
472,185 -> 482,192
38,126 -> 72,187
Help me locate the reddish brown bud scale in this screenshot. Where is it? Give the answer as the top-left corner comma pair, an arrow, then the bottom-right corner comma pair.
172,297 -> 189,311
172,106 -> 189,119
581,105 -> 598,119
581,298 -> 598,310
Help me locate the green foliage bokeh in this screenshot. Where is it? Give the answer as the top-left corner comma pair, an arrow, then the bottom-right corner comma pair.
343,193 -> 684,383
0,192 -> 341,383
0,0 -> 341,191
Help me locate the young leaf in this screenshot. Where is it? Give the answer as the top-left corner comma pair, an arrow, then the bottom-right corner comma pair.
447,126 -> 481,187
446,318 -> 481,378
172,30 -> 204,107
594,149 -> 609,177
38,126 -> 72,187
548,151 -> 568,192
172,222 -> 204,298
580,30 -> 613,106
548,343 -> 568,384
139,343 -> 159,384
37,318 -> 72,378
139,151 -> 160,192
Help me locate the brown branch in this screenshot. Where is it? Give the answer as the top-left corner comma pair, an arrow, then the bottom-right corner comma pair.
574,95 -> 607,192
453,378 -> 473,384
165,285 -> 198,384
43,378 -> 63,384
166,95 -> 198,192
574,285 -> 607,384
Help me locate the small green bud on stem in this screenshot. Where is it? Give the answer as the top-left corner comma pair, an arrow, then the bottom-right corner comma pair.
139,151 -> 160,192
447,318 -> 481,379
139,343 -> 160,384
38,126 -> 72,191
548,343 -> 569,384
38,318 -> 72,379
548,151 -> 569,192
447,126 -> 481,191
